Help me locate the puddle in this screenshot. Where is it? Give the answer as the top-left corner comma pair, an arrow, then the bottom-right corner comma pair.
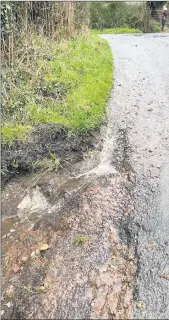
56,175 -> 85,194
2,217 -> 20,238
1,216 -> 32,266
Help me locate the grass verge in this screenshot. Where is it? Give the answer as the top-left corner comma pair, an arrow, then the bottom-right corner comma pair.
2,33 -> 113,145
1,32 -> 113,183
92,28 -> 142,35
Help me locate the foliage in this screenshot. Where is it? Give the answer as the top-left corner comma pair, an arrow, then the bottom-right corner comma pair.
150,21 -> 161,32
2,33 -> 113,144
89,2 -> 164,33
1,1 -> 90,67
90,2 -> 146,30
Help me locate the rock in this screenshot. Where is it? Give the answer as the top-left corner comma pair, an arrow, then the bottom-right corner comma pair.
39,286 -> 45,291
1,310 -> 5,316
12,264 -> 20,273
44,282 -> 49,288
36,285 -> 46,293
31,249 -> 40,258
6,285 -> 14,297
35,249 -> 40,255
2,235 -> 7,239
148,108 -> 152,111
31,251 -> 36,258
6,302 -> 12,308
136,302 -> 143,309
21,256 -> 28,263
10,229 -> 15,233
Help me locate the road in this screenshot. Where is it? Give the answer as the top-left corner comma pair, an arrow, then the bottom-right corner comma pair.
101,33 -> 169,319
1,34 -> 169,319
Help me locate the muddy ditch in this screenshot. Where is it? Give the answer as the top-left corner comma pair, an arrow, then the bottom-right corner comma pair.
1,123 -> 101,188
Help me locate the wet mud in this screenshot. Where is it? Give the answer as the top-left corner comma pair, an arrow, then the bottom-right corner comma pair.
1,124 -> 100,188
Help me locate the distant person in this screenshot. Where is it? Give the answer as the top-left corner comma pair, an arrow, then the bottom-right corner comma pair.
161,5 -> 167,32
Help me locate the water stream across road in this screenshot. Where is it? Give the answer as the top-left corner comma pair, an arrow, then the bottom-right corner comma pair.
1,34 -> 169,319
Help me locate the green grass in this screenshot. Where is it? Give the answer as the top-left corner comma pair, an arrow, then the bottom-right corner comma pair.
1,125 -> 32,145
2,33 -> 113,144
92,27 -> 142,35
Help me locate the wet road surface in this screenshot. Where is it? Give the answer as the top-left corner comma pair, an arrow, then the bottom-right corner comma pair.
101,33 -> 169,319
1,34 -> 169,319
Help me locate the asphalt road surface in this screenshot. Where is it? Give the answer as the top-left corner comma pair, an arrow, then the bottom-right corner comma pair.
101,33 -> 169,319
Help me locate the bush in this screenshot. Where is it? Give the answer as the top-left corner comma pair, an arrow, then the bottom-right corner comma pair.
90,2 -> 146,31
150,21 -> 161,33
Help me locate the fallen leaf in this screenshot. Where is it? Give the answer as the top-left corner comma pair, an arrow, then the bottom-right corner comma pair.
39,244 -> 49,251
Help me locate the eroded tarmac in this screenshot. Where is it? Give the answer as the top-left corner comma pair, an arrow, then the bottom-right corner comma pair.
1,34 -> 169,319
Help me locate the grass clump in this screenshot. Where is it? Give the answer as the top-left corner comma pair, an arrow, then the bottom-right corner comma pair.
1,125 -> 32,145
32,157 -> 60,171
2,32 -> 113,144
73,235 -> 87,245
92,27 -> 142,35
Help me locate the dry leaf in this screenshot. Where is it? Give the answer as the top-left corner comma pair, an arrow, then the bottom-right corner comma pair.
39,244 -> 49,251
